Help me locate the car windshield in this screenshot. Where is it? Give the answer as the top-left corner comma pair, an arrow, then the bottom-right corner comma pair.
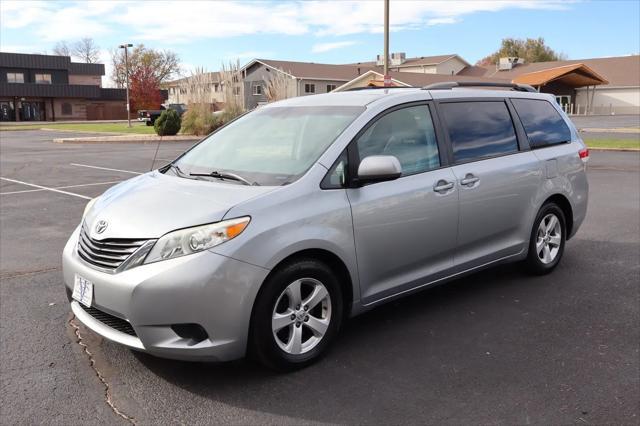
171,105 -> 364,186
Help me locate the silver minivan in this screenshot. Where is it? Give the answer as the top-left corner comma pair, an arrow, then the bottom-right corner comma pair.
63,83 -> 589,370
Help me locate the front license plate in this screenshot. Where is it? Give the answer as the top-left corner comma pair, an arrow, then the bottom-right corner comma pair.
72,274 -> 93,307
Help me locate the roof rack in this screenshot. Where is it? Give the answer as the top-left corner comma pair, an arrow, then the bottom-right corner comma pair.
345,86 -> 414,91
422,81 -> 537,93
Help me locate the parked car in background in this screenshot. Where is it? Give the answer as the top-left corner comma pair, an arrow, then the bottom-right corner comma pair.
138,103 -> 187,126
64,82 -> 588,371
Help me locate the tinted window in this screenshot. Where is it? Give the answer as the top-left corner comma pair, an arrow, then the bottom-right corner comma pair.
356,105 -> 440,176
512,99 -> 572,148
441,101 -> 518,163
321,150 -> 348,189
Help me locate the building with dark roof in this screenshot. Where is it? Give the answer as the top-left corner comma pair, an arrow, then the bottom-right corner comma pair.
0,52 -> 129,121
458,55 -> 640,114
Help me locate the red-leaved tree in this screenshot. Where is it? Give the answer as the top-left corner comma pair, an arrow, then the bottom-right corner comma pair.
129,64 -> 162,112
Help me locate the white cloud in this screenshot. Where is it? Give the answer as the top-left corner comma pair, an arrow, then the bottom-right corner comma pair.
1,0 -> 117,41
0,0 -> 574,46
300,1 -> 572,36
312,41 -> 359,53
427,17 -> 460,26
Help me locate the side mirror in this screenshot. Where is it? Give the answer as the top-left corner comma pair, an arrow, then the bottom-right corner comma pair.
357,155 -> 402,185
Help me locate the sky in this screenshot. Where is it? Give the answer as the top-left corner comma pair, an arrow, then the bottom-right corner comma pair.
1,0 -> 639,86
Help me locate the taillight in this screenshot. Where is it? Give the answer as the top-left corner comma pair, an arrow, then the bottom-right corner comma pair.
579,147 -> 589,163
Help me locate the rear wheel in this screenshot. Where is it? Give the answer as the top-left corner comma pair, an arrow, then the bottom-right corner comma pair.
249,259 -> 343,371
525,203 -> 566,275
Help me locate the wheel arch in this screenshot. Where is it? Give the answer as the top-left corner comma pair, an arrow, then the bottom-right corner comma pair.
252,248 -> 355,325
542,193 -> 574,239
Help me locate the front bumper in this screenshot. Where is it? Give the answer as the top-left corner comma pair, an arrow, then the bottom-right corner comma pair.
62,226 -> 270,361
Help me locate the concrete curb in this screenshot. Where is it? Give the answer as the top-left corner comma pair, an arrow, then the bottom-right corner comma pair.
579,128 -> 640,134
587,147 -> 640,152
54,135 -> 200,144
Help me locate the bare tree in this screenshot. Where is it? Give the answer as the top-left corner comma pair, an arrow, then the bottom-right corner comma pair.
72,37 -> 100,63
53,41 -> 70,57
110,45 -> 180,88
178,67 -> 217,104
219,59 -> 245,117
264,68 -> 293,102
179,68 -> 220,135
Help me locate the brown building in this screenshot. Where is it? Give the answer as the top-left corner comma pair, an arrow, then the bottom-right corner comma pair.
459,55 -> 640,114
0,52 -> 129,121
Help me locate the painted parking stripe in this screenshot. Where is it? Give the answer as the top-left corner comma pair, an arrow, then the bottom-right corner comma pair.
70,163 -> 142,175
0,180 -> 122,195
0,177 -> 92,200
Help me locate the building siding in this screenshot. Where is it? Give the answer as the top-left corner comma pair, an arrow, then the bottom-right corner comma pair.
575,86 -> 640,114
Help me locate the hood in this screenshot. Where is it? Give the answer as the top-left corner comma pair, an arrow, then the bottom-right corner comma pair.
84,171 -> 276,240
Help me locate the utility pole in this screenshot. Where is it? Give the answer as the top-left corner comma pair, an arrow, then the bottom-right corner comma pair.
119,43 -> 133,127
383,0 -> 390,86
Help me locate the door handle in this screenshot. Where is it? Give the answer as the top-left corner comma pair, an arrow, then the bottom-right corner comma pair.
460,174 -> 479,186
433,180 -> 454,193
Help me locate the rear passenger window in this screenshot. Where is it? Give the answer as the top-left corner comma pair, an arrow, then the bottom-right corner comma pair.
512,99 -> 572,148
356,105 -> 440,176
440,101 -> 518,163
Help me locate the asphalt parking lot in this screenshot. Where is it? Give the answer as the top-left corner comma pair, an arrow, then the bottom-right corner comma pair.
1,130 -> 638,425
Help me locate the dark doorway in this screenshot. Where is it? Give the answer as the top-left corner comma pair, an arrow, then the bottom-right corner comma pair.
19,101 -> 46,121
0,102 -> 15,121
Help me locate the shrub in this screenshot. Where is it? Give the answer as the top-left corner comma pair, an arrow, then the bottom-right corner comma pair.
180,103 -> 221,136
154,109 -> 181,136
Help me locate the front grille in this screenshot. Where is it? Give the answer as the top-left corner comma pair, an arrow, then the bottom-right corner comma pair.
79,303 -> 137,337
77,224 -> 148,271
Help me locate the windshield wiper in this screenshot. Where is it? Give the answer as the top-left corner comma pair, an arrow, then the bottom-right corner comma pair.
189,170 -> 258,186
168,163 -> 186,177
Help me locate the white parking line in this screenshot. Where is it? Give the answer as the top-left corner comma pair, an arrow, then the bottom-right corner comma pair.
0,177 -> 92,200
0,180 -> 122,195
70,163 -> 142,175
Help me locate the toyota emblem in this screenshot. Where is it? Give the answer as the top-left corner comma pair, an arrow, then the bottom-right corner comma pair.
95,220 -> 108,234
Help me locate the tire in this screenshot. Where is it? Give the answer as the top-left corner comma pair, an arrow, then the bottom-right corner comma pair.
525,202 -> 566,275
249,259 -> 343,371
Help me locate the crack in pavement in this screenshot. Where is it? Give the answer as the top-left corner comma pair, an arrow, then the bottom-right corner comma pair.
1,266 -> 60,279
68,315 -> 137,425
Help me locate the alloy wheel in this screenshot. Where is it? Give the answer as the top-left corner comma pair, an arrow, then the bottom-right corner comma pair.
536,213 -> 562,264
271,278 -> 332,355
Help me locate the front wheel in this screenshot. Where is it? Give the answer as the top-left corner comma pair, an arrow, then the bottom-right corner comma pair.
249,259 -> 343,371
525,203 -> 566,275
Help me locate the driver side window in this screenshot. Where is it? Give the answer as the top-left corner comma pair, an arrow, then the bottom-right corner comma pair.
356,105 -> 440,176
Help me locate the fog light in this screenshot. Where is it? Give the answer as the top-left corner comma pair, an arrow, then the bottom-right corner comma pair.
171,323 -> 208,344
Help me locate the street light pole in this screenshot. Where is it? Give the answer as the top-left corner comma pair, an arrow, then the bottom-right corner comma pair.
383,0 -> 390,86
119,43 -> 133,127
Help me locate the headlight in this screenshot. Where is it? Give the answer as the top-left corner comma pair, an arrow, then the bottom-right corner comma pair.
144,217 -> 250,264
83,197 -> 98,218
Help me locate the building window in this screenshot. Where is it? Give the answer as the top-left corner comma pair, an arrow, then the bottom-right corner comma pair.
7,72 -> 24,83
304,83 -> 315,94
61,103 -> 73,115
326,84 -> 337,92
35,74 -> 52,84
252,84 -> 262,95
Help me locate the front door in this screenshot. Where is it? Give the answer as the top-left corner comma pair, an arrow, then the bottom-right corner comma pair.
346,104 -> 459,305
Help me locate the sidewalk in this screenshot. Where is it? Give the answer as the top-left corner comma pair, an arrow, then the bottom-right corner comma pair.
54,134 -> 200,143
0,119 -> 129,126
